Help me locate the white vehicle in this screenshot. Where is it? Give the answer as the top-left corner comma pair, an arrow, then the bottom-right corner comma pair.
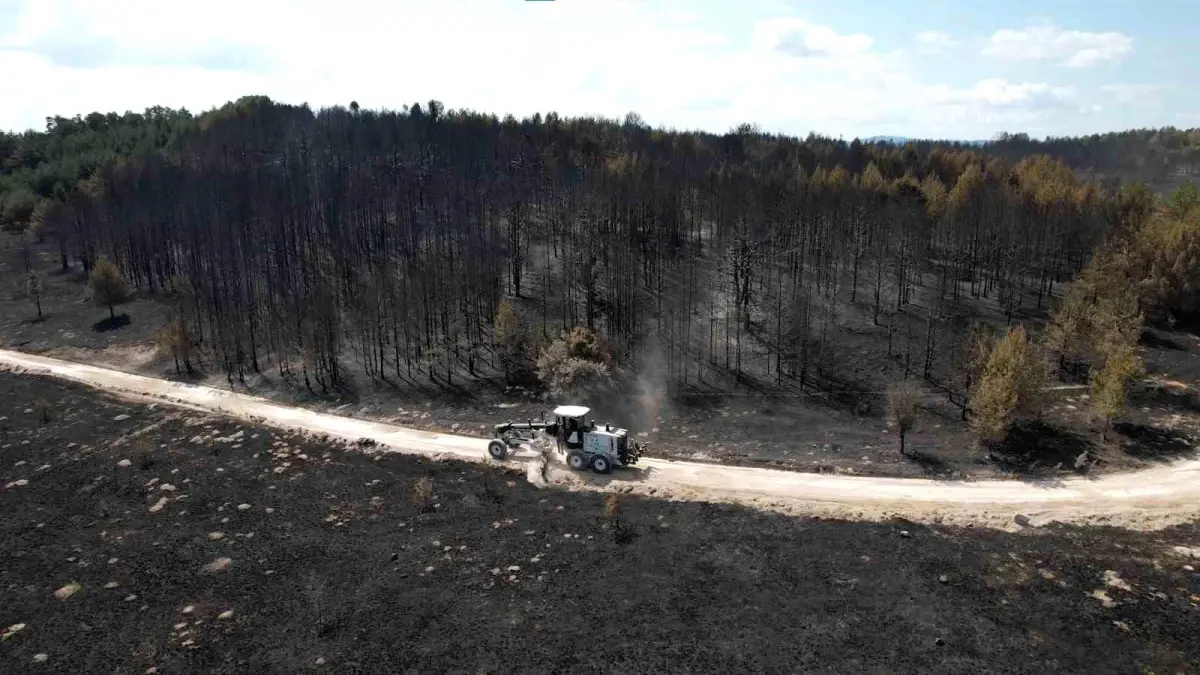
487,405 -> 644,474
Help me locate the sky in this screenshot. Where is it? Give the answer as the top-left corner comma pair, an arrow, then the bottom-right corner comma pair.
0,0 -> 1196,140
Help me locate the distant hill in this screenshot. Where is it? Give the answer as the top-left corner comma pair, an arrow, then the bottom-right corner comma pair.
863,135 -> 988,146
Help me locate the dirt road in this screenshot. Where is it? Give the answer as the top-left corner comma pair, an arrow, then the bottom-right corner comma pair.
3,348 -> 1197,531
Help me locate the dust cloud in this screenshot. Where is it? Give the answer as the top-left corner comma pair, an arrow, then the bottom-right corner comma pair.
629,334 -> 668,437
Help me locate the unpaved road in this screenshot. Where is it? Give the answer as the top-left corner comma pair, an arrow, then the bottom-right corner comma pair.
3,348 -> 1198,531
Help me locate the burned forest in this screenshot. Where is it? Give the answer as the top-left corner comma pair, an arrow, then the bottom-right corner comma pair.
1,97 -> 1163,406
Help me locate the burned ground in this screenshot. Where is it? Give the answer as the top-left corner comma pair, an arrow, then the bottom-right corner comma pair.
1,372 -> 1199,674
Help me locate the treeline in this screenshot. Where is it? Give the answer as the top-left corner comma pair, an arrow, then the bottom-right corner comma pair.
986,129 -> 1200,182
0,108 -> 195,230
10,96 -> 1152,398
900,128 -> 1200,189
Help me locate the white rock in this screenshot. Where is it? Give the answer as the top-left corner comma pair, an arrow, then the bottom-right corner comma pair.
114,414 -> 131,421
236,503 -> 251,511
201,557 -> 232,573
117,459 -> 132,468
217,610 -> 234,620
149,497 -> 169,513
53,582 -> 81,600
104,581 -> 119,589
181,605 -> 195,615
1103,570 -> 1132,592
1172,546 -> 1200,559
33,653 -> 48,663
159,484 -> 177,492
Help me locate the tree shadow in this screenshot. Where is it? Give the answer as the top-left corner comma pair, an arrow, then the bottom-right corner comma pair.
1138,330 -> 1186,351
1135,383 -> 1200,413
1146,299 -> 1200,337
164,363 -> 207,382
91,314 -> 131,332
1114,422 -> 1196,461
904,448 -> 964,481
985,420 -> 1096,482
674,387 -> 728,413
1056,359 -> 1090,385
1013,304 -> 1051,323
408,371 -> 481,406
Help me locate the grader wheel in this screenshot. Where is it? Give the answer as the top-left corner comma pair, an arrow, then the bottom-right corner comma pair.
566,451 -> 588,471
590,455 -> 612,475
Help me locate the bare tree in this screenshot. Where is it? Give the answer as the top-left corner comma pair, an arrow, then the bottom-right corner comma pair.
886,381 -> 922,456
25,270 -> 43,320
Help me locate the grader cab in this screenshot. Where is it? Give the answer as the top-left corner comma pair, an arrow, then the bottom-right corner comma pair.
487,405 -> 644,474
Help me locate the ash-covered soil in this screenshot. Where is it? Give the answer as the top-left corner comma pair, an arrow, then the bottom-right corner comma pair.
2,372 -> 1199,674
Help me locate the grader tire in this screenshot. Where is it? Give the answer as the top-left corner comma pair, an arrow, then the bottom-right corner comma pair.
590,455 -> 612,475
566,451 -> 588,471
488,440 -> 508,461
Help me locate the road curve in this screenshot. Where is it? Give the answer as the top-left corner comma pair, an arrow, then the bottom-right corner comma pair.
2,348 -> 1198,531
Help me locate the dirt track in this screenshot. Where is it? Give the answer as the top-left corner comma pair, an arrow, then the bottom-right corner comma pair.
2,348 -> 1198,531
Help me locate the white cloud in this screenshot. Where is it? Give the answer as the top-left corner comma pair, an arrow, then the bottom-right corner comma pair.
914,30 -> 958,55
983,22 -> 1133,67
1100,83 -> 1164,104
752,17 -> 874,58
934,79 -> 1075,108
0,0 -> 1122,139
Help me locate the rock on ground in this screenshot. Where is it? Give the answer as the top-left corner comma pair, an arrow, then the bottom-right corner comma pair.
201,557 -> 233,573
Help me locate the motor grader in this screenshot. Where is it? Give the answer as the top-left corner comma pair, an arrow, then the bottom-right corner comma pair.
487,405 -> 644,474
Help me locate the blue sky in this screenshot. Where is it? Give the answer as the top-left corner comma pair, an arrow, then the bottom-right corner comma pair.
0,0 -> 1195,139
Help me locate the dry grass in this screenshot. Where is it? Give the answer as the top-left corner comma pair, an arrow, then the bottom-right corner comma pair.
411,476 -> 436,514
